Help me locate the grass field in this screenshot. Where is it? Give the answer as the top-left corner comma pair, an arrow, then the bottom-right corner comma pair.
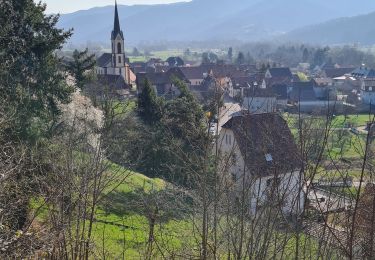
284,113 -> 368,160
126,50 -> 185,63
331,114 -> 374,128
90,164 -> 195,258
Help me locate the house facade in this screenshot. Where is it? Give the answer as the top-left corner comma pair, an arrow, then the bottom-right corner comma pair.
361,78 -> 375,105
218,113 -> 304,216
241,87 -> 277,113
136,67 -> 190,98
265,67 -> 293,86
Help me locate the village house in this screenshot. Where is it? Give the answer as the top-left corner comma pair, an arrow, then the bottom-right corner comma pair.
351,67 -> 375,79
344,67 -> 375,107
265,67 -> 294,86
218,113 -> 304,215
136,67 -> 189,98
96,2 -> 133,90
147,58 -> 169,68
178,64 -> 252,100
228,76 -> 250,99
179,66 -> 209,87
312,77 -> 336,99
189,75 -> 217,101
271,84 -> 289,109
228,73 -> 267,99
360,77 -> 375,105
322,67 -> 354,79
129,62 -> 147,74
289,81 -> 342,113
241,87 -> 277,113
333,75 -> 358,93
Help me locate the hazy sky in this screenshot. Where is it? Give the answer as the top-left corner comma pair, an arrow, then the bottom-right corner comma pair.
39,0 -> 189,14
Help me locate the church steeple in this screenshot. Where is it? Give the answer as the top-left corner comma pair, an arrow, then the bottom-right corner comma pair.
111,1 -> 124,40
111,0 -> 125,70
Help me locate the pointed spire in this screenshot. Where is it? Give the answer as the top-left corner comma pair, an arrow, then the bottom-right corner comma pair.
112,0 -> 124,40
114,1 -> 120,33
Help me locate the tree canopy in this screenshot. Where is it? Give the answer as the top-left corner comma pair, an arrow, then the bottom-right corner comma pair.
0,0 -> 73,142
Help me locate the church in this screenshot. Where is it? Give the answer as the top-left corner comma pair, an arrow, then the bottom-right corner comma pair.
96,1 -> 134,93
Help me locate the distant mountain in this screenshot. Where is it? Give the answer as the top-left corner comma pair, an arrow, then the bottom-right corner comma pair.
282,11 -> 375,45
58,0 -> 375,45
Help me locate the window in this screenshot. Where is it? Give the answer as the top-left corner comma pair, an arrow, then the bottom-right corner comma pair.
225,134 -> 232,145
118,56 -> 121,64
117,42 -> 122,53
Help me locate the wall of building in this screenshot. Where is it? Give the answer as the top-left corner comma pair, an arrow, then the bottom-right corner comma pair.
246,171 -> 304,215
218,128 -> 305,216
361,91 -> 375,105
242,97 -> 277,114
190,79 -> 204,86
361,79 -> 375,105
297,100 -> 344,113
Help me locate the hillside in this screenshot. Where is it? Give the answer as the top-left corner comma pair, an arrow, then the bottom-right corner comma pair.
58,0 -> 375,45
282,11 -> 375,45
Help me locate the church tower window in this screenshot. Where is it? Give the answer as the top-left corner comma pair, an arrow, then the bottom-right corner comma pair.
118,56 -> 121,64
117,42 -> 122,54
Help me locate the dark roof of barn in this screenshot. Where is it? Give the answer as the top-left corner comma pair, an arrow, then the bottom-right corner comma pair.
324,67 -> 354,78
179,66 -> 207,79
268,68 -> 293,78
289,82 -> 317,102
243,86 -> 276,98
231,76 -> 252,88
222,113 -> 301,177
136,67 -> 189,86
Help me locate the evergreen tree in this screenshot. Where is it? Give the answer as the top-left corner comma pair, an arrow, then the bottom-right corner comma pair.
313,47 -> 330,67
246,52 -> 256,64
0,0 -> 73,142
236,52 -> 245,65
260,63 -> 267,73
65,48 -> 96,90
0,0 -> 73,252
132,47 -> 141,56
138,79 -> 162,125
202,52 -> 218,64
228,47 -> 233,62
302,48 -> 309,63
208,52 -> 218,63
202,52 -> 210,64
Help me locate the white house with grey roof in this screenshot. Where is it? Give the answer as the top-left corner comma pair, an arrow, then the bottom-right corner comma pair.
218,113 -> 304,216
96,1 -> 132,88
